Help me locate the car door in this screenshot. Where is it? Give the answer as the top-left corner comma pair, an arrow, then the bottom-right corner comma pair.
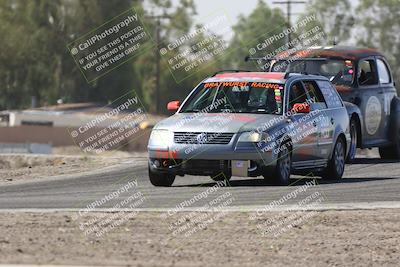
287,80 -> 319,165
357,58 -> 386,142
313,80 -> 345,161
375,57 -> 397,142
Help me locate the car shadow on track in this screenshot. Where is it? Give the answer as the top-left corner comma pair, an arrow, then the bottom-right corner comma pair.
351,158 -> 399,164
293,177 -> 397,185
174,176 -> 397,187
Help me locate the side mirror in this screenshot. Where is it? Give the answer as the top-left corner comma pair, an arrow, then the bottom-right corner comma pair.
292,103 -> 310,113
167,101 -> 180,111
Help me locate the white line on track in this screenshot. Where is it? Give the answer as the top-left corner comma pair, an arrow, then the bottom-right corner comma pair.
0,265 -> 103,267
1,201 -> 400,213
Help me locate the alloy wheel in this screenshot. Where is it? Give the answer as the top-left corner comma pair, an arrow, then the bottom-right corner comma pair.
334,140 -> 345,175
278,146 -> 291,181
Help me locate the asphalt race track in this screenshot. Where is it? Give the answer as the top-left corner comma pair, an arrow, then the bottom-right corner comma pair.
0,156 -> 400,210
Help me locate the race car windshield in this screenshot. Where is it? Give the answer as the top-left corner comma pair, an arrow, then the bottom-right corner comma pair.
180,81 -> 284,115
271,59 -> 354,85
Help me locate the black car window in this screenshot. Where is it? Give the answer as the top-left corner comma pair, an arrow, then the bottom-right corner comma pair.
358,59 -> 378,86
271,59 -> 354,86
376,59 -> 391,84
303,80 -> 328,109
316,80 -> 343,108
288,81 -> 308,111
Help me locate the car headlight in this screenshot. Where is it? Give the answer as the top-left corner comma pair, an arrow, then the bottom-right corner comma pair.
148,129 -> 173,148
238,131 -> 262,143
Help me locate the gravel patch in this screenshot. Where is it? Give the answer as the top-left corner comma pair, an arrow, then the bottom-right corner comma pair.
0,210 -> 398,266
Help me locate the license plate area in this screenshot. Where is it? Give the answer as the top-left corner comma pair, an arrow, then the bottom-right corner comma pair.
231,160 -> 249,177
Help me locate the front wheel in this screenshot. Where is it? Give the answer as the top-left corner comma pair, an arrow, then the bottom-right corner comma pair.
264,143 -> 291,185
148,164 -> 175,187
322,138 -> 345,180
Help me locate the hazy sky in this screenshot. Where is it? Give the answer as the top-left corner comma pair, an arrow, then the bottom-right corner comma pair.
193,0 -> 307,29
147,0 -> 308,37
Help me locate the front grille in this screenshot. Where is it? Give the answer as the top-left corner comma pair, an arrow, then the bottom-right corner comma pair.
174,132 -> 234,145
181,159 -> 230,175
182,159 -> 225,170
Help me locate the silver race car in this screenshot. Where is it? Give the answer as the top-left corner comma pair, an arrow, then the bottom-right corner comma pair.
148,71 -> 350,186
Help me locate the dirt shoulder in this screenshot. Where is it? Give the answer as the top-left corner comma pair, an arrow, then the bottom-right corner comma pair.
0,149 -> 147,184
0,209 -> 398,266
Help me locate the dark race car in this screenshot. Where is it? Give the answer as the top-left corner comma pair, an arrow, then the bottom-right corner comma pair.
260,46 -> 400,161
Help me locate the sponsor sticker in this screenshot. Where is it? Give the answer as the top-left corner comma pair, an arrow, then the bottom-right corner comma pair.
365,96 -> 382,135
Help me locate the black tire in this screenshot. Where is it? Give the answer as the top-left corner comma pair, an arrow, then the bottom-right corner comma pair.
346,118 -> 358,163
148,165 -> 175,187
264,142 -> 292,185
379,127 -> 400,160
322,137 -> 346,180
211,173 -> 231,182
380,97 -> 400,160
379,146 -> 395,159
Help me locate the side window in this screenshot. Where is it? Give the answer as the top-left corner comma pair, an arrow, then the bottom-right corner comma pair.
303,80 -> 327,109
316,80 -> 343,108
358,59 -> 378,86
288,82 -> 308,110
376,59 -> 391,84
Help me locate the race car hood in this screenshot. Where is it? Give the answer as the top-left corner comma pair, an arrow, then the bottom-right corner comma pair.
154,112 -> 283,133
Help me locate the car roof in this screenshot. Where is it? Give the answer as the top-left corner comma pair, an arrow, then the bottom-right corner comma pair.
204,72 -> 286,84
275,45 -> 384,60
213,72 -> 285,80
204,71 -> 328,84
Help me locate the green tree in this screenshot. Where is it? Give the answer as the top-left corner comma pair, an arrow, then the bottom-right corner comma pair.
0,0 -> 146,109
0,0 -> 67,109
356,0 -> 400,90
64,0 -> 137,103
225,0 -> 287,69
296,0 -> 353,45
131,0 -> 200,113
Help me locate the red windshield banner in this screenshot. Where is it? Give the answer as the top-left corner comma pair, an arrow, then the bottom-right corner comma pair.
204,82 -> 282,89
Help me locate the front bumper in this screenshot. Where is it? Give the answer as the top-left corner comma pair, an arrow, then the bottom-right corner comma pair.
148,141 -> 277,177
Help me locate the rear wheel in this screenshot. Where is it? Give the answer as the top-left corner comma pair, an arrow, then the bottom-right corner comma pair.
264,143 -> 291,185
380,98 -> 400,160
379,146 -> 394,159
322,137 -> 345,180
148,164 -> 175,187
379,127 -> 400,160
346,118 -> 358,163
